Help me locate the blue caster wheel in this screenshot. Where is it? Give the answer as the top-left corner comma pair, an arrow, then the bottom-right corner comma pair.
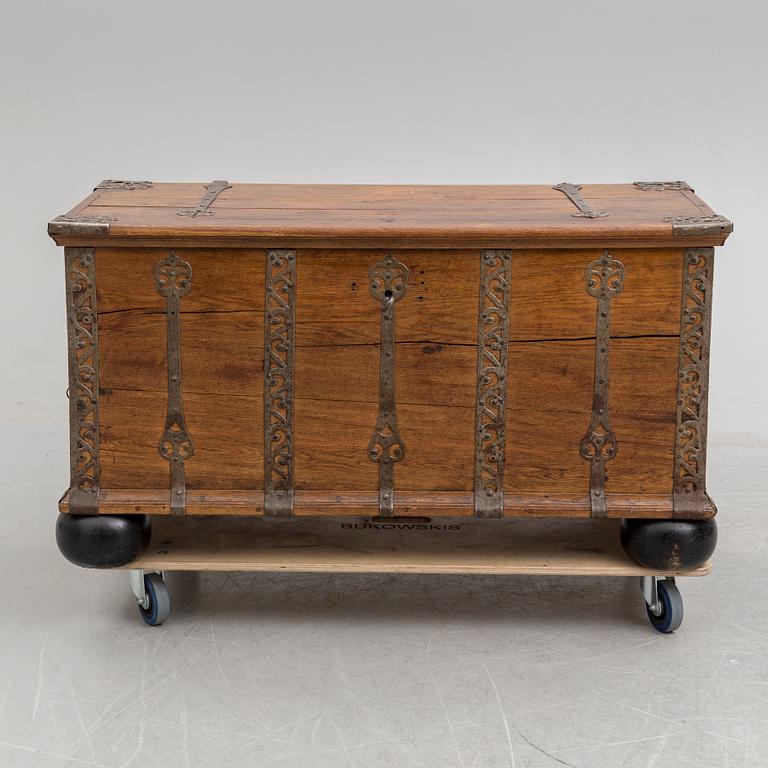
139,573 -> 171,626
646,579 -> 683,634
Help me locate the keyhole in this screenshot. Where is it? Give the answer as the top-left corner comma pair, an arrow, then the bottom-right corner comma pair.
384,289 -> 393,299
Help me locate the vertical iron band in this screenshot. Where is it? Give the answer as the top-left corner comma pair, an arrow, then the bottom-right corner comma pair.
154,251 -> 195,515
474,250 -> 512,517
580,250 -> 624,518
673,248 -> 714,517
368,255 -> 409,516
264,250 -> 297,517
65,247 -> 100,514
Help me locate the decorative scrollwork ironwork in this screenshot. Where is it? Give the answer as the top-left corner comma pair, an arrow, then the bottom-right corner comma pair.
673,248 -> 714,516
585,253 -> 624,300
154,250 -> 195,515
65,247 -> 100,513
553,182 -> 609,218
178,179 -> 231,217
580,250 -> 625,518
95,180 -> 154,190
633,181 -> 692,191
368,254 -> 409,515
158,420 -> 195,463
474,250 -> 512,517
264,250 -> 296,517
154,251 -> 192,299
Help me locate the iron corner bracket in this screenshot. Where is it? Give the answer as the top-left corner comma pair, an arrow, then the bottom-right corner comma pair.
664,215 -> 733,237
633,181 -> 693,192
49,214 -> 116,237
68,488 -> 99,515
94,180 -> 154,191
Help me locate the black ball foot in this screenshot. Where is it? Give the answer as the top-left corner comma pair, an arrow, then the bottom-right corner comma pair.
56,513 -> 151,568
620,518 -> 717,571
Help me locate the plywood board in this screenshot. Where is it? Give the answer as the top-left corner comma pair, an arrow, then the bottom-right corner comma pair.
127,516 -> 711,577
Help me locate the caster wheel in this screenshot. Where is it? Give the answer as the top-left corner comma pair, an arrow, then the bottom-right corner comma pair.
139,573 -> 170,626
646,579 -> 683,634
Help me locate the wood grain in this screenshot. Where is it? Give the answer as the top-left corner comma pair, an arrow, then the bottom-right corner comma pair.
295,249 -> 479,345
96,247 -> 265,313
510,248 -> 683,339
87,182 -> 701,208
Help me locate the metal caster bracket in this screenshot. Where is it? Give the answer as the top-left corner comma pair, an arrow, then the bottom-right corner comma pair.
640,575 -> 674,617
129,569 -> 164,611
129,569 -> 149,610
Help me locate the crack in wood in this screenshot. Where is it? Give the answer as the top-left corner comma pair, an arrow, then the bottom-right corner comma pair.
99,387 -> 675,419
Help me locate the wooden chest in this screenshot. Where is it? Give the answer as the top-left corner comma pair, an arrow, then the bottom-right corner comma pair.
50,180 -> 731,571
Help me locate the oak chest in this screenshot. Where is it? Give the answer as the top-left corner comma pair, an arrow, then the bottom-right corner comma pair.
50,180 -> 730,577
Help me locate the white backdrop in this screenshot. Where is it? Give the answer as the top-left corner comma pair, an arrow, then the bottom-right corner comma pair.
1,0 -> 765,486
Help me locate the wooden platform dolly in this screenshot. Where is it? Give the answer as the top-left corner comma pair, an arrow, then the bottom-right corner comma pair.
124,517 -> 709,632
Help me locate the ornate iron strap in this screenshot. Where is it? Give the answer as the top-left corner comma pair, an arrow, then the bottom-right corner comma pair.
154,251 -> 195,515
264,250 -> 296,517
474,250 -> 512,517
664,215 -> 733,237
368,255 -> 409,516
65,247 -> 100,514
178,180 -> 231,217
553,182 -> 609,218
580,250 -> 625,518
95,180 -> 154,190
673,248 -> 714,517
633,181 -> 692,192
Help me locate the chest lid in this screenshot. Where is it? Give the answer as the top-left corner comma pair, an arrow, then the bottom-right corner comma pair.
48,180 -> 732,248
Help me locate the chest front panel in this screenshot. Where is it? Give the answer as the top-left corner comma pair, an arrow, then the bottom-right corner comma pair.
93,245 -> 686,517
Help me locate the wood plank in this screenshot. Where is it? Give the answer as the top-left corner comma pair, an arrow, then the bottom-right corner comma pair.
292,248 -> 681,346
74,204 -> 688,239
504,337 -> 677,495
99,310 -> 265,396
123,516 -> 711,576
295,249 -> 479,345
84,195 -> 703,219
57,234 -> 731,251
295,342 -> 474,408
77,180 -> 711,215
510,248 -> 682,339
96,247 -> 266,313
97,334 -> 677,494
99,389 -> 264,489
60,488 -> 716,519
87,182 -> 699,209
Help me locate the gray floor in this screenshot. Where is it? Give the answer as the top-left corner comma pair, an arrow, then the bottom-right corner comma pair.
1,417 -> 766,767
